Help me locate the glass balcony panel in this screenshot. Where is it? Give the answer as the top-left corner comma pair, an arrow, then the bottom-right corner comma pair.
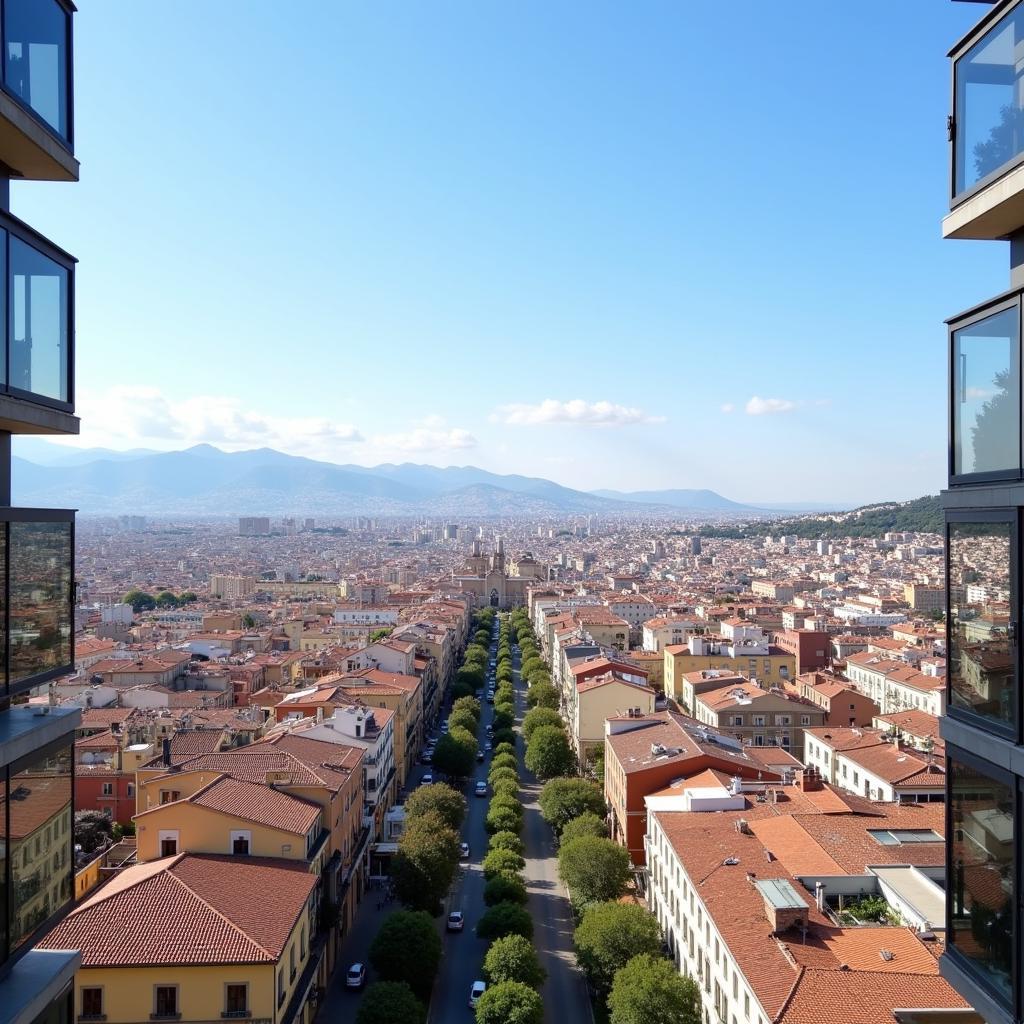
10,237 -> 69,404
9,519 -> 72,691
952,306 -> 1019,477
955,6 -> 1024,197
948,520 -> 1014,729
8,739 -> 72,951
949,757 -> 1014,1007
3,0 -> 69,141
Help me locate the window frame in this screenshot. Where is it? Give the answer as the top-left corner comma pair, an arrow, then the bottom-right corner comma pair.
152,984 -> 179,1020
80,985 -> 103,1021
945,508 -> 1020,742
948,291 -> 1023,486
223,982 -> 248,1018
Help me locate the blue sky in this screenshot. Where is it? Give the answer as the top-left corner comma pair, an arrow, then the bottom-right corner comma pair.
10,1 -> 1005,505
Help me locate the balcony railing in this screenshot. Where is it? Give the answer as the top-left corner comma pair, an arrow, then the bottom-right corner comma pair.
2,508 -> 74,696
948,290 -> 1024,485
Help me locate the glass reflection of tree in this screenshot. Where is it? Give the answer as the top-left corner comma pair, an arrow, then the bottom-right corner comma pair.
971,369 -> 1015,473
975,104 -> 1024,182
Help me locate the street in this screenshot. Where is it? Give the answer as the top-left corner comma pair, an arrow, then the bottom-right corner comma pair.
320,619 -> 591,1024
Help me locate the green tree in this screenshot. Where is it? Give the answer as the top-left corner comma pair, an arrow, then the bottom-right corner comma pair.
492,779 -> 519,800
434,731 -> 476,780
526,684 -> 560,710
560,812 -> 608,846
121,589 -> 155,613
453,695 -> 482,720
391,813 -> 461,915
356,982 -> 425,1024
74,810 -> 114,854
522,706 -> 563,742
477,902 -> 535,942
521,656 -> 543,678
241,613 -> 257,630
369,627 -> 393,644
179,591 -> 197,603
589,748 -> 606,785
483,848 -> 525,878
449,709 -> 479,737
494,741 -> 516,757
404,783 -> 467,832
488,831 -> 524,855
493,709 -> 514,732
369,910 -> 442,998
573,903 -> 661,993
456,666 -> 485,691
488,766 -> 519,788
492,727 -> 516,748
484,873 -> 528,906
155,590 -> 180,609
558,837 -> 631,909
539,777 -> 606,836
483,934 -> 547,988
491,752 -> 518,773
486,804 -> 522,836
475,981 -> 543,1024
608,954 -> 701,1024
525,726 -> 575,780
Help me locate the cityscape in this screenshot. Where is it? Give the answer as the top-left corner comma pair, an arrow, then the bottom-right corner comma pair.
2,5 -> 1024,1024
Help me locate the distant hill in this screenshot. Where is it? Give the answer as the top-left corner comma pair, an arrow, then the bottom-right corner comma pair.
700,495 -> 943,539
590,488 -> 756,511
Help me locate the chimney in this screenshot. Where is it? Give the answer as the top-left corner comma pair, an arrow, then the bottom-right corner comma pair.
815,882 -> 827,913
162,737 -> 171,767
796,767 -> 821,792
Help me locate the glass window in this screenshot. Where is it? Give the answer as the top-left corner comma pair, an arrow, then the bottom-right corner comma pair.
154,986 -> 177,1018
949,758 -> 1014,1005
3,0 -> 69,140
225,985 -> 247,1016
81,989 -> 102,1019
10,237 -> 69,404
8,740 -> 72,950
953,307 -> 1019,477
8,519 -> 72,691
949,519 -> 1014,728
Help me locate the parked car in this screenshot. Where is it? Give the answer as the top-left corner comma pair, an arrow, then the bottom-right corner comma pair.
421,750 -> 433,764
469,981 -> 487,1007
459,842 -> 470,859
484,741 -> 493,754
447,910 -> 465,932
346,963 -> 366,989
476,749 -> 485,763
485,724 -> 493,735
486,692 -> 495,704
440,721 -> 450,733
475,781 -> 488,798
422,773 -> 434,785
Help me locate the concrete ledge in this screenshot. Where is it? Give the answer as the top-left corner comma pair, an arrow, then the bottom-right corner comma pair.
0,393 -> 78,436
0,705 -> 80,769
0,91 -> 77,182
940,485 -> 1024,510
2,948 -> 80,1024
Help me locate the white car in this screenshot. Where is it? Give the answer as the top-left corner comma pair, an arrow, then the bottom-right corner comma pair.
459,842 -> 470,859
346,963 -> 366,989
469,981 -> 486,1007
421,773 -> 434,785
447,910 -> 465,932
475,781 -> 487,798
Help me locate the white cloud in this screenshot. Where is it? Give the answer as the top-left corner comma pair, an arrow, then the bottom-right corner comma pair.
745,396 -> 797,415
966,387 -> 994,400
493,399 -> 665,427
720,403 -> 735,414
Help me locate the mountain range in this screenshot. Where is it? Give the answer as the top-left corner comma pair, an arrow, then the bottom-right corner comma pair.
9,442 -> 828,517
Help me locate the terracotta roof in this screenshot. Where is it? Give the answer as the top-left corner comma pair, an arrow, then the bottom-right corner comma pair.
183,775 -> 320,834
41,854 -> 316,966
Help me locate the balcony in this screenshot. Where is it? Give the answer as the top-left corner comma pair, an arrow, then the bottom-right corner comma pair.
946,0 -> 1024,239
3,508 -> 74,696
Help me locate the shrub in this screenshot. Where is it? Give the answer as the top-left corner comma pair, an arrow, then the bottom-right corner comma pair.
477,902 -> 534,942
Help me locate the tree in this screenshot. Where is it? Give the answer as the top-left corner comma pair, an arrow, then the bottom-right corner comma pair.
521,656 -> 543,678
179,591 -> 197,603
589,748 -> 606,785
486,804 -> 522,836
539,778 -> 606,836
560,812 -> 608,846
490,752 -> 518,773
456,666 -> 485,691
404,782 -> 467,831
74,810 -> 114,854
356,982 -> 425,1024
488,830 -> 524,855
483,934 -> 547,988
449,709 -> 479,737
391,812 -> 461,915
608,954 -> 701,1024
495,741 -> 516,757
477,902 -> 534,942
488,766 -> 519,788
241,613 -> 257,630
369,627 -> 393,643
527,669 -> 551,689
121,589 -> 154,613
369,910 -> 442,998
527,684 -> 560,710
558,837 -> 631,909
155,590 -> 180,609
453,695 -> 482,720
484,873 -> 528,906
522,707 -> 563,743
525,726 -> 575,780
492,727 -> 516,748
483,848 -> 525,878
493,709 -> 514,732
475,981 -> 543,1024
433,731 -> 475,780
573,903 -> 662,993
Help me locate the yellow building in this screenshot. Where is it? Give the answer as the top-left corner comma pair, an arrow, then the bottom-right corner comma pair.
42,854 -> 321,1024
663,642 -> 795,706
571,674 -> 657,767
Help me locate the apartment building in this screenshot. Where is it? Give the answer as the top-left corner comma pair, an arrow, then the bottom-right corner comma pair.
939,7 -> 1024,1021
845,651 -> 947,717
791,671 -> 880,726
0,2 -> 84,1019
663,635 -> 795,704
568,671 -> 656,768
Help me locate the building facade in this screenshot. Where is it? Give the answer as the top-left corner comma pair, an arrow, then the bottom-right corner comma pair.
940,5 -> 1024,1023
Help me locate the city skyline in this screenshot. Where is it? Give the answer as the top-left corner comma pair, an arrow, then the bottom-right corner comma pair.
8,1 -> 995,505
